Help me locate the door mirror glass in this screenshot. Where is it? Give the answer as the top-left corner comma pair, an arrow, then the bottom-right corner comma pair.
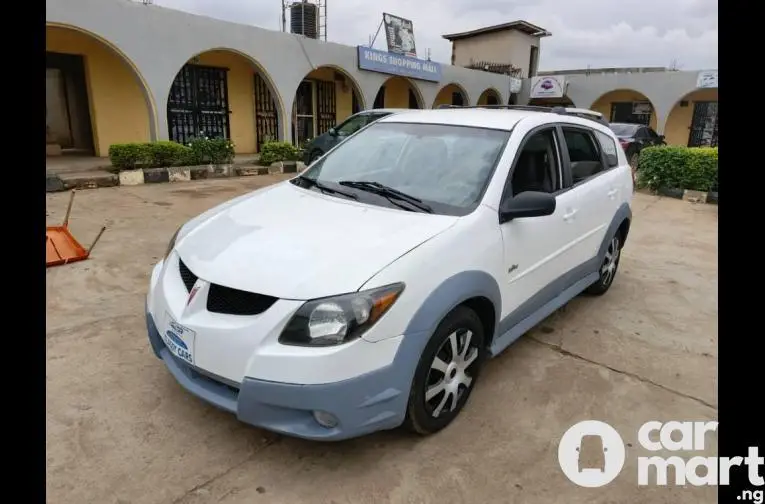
499,191 -> 556,223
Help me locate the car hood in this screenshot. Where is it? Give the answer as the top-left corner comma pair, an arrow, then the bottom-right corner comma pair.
175,181 -> 458,300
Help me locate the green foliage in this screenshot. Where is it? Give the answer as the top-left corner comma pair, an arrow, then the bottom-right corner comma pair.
108,143 -> 149,170
108,138 -> 236,170
146,141 -> 191,167
637,146 -> 718,192
187,137 -> 236,165
259,141 -> 300,165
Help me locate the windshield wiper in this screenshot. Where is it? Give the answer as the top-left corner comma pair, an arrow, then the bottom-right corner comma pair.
298,177 -> 358,200
338,180 -> 433,213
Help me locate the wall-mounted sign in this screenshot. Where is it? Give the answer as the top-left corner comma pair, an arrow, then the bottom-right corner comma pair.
383,13 -> 417,57
696,70 -> 718,89
357,46 -> 442,82
530,76 -> 566,98
509,77 -> 523,94
632,102 -> 652,115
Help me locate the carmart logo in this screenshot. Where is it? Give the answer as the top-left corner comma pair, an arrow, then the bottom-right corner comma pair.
558,420 -> 764,491
558,420 -> 626,487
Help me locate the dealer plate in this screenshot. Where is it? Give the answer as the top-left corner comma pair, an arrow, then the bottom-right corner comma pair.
162,312 -> 196,365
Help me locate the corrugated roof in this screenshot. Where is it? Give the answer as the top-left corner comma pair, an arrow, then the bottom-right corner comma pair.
442,20 -> 551,41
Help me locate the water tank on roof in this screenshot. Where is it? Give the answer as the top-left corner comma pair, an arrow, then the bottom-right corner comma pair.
290,1 -> 318,39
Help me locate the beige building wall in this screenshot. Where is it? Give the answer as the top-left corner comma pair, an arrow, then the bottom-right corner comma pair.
383,77 -> 419,108
452,30 -> 540,77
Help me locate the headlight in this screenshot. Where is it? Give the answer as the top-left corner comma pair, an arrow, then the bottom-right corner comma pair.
164,227 -> 181,260
278,283 -> 405,347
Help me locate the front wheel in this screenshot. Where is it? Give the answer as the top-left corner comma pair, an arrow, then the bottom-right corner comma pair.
404,306 -> 486,436
585,233 -> 622,296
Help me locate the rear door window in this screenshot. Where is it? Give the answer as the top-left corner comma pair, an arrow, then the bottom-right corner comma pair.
562,128 -> 605,183
593,130 -> 619,168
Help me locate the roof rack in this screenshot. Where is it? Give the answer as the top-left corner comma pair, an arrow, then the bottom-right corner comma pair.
435,104 -> 609,125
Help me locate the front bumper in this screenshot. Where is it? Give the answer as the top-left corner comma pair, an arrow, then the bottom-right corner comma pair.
146,310 -> 426,441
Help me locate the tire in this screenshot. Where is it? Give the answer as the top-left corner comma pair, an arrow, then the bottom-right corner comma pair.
404,306 -> 486,436
585,232 -> 622,296
629,151 -> 640,170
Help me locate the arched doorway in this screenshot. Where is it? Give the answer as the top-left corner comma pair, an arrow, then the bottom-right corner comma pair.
46,23 -> 155,157
528,96 -> 574,107
590,89 -> 657,129
372,77 -> 423,110
291,66 -> 365,146
664,88 -> 718,147
477,88 -> 501,106
167,49 -> 281,154
433,83 -> 469,108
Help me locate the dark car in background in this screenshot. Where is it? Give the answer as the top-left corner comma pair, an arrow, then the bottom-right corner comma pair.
610,123 -> 666,169
302,109 -> 405,165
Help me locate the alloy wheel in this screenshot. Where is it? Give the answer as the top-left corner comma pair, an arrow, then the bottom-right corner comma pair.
601,235 -> 621,287
424,329 -> 480,418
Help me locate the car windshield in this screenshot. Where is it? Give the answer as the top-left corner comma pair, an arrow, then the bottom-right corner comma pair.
294,122 -> 510,216
610,123 -> 640,137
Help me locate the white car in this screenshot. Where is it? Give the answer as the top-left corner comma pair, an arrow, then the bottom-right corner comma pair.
146,107 -> 633,441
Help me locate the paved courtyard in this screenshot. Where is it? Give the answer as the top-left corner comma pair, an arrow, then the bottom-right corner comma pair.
46,177 -> 718,504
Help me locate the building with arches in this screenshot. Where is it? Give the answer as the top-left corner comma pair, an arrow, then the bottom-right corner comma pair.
519,69 -> 718,147
45,0 -> 509,157
443,21 -> 718,148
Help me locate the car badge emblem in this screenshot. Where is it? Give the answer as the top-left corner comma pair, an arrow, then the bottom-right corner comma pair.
187,283 -> 201,306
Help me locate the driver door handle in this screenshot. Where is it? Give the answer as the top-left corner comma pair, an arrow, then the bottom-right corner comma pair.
563,209 -> 577,221
607,189 -> 618,198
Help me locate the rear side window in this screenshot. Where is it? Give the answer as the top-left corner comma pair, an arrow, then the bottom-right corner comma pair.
562,128 -> 604,184
594,130 -> 619,168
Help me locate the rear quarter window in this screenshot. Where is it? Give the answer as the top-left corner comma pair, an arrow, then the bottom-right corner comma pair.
594,130 -> 619,168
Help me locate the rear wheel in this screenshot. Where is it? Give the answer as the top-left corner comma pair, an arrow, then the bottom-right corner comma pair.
628,152 -> 639,190
629,152 -> 640,169
404,306 -> 485,436
585,232 -> 622,296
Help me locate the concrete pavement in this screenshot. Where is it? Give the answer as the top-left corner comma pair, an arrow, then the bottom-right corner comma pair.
46,178 -> 718,504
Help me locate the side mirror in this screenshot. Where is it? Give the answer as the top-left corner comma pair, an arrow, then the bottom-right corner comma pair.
499,191 -> 556,223
328,127 -> 338,137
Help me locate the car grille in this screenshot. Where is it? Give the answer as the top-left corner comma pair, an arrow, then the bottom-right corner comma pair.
178,259 -> 278,316
178,259 -> 198,291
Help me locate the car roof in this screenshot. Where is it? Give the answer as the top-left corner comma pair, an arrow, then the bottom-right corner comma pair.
562,107 -> 603,118
376,107 -> 613,133
360,108 -> 409,114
